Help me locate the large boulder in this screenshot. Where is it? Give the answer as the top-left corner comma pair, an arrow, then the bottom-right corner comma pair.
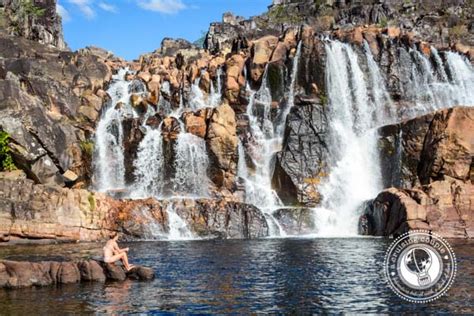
102,263 -> 127,281
273,99 -> 328,206
274,208 -> 315,235
77,260 -> 106,282
250,35 -> 279,84
0,259 -> 154,289
127,266 -> 155,281
206,103 -> 239,189
360,178 -> 474,238
169,199 -> 268,239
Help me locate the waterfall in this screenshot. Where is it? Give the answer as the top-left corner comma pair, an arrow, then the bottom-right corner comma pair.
276,41 -> 302,137
210,67 -> 223,107
313,41 -> 388,236
132,127 -> 165,198
403,47 -> 474,118
190,69 -> 223,110
94,68 -> 135,192
313,40 -> 473,236
364,41 -> 395,123
157,81 -> 173,115
238,42 -> 302,237
173,132 -> 210,197
166,203 -> 194,240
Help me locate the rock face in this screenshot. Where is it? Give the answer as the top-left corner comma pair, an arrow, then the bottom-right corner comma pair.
379,107 -> 474,188
169,199 -> 268,239
2,0 -> 67,49
0,259 -> 154,289
273,99 -> 328,206
0,25 -> 115,188
361,107 -> 474,238
0,178 -> 269,242
274,208 -> 315,235
360,178 -> 474,238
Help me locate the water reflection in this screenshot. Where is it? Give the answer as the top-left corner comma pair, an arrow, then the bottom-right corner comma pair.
0,238 -> 472,313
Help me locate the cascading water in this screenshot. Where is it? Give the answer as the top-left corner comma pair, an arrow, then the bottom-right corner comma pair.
313,41 -> 387,236
403,47 -> 474,118
173,132 -> 210,197
189,69 -> 223,110
166,203 -> 194,240
313,40 -> 474,236
132,127 -> 165,198
94,68 -> 136,192
238,43 -> 302,236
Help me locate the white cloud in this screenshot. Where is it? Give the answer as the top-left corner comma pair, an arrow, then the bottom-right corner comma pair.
68,0 -> 96,19
98,2 -> 118,13
56,4 -> 71,22
138,0 -> 187,14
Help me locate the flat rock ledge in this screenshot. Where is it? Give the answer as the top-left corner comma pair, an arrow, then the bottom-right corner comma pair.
0,259 -> 154,289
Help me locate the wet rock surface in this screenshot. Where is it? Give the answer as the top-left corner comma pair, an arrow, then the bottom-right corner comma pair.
0,178 -> 269,242
0,259 -> 154,289
379,107 -> 474,189
360,178 -> 474,238
0,0 -> 473,241
274,208 -> 315,235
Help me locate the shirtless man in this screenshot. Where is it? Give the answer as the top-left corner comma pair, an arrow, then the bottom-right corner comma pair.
103,232 -> 135,271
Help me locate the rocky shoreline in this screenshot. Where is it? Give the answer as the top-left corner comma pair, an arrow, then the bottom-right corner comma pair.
0,258 -> 154,289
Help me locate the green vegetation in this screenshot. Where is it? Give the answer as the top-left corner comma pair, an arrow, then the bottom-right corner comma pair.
0,131 -> 17,172
267,4 -> 303,24
378,17 -> 388,28
449,25 -> 468,40
80,140 -> 94,157
8,0 -> 46,35
21,0 -> 46,18
88,193 -> 96,211
319,93 -> 328,107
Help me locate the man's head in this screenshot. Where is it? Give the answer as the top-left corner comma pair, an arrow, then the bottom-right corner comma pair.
109,232 -> 119,241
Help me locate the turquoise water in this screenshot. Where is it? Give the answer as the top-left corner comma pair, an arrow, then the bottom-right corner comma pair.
0,238 -> 473,314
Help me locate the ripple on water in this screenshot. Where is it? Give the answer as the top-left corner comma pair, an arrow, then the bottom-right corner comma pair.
0,238 -> 473,313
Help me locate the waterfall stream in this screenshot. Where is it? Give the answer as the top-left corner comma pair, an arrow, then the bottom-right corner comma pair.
238,42 -> 302,237
94,68 -> 135,192
93,38 -> 473,240
313,40 -> 474,236
313,41 -> 387,236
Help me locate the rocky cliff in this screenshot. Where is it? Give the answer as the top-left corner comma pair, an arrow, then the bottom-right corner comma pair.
0,0 -> 473,242
1,0 -> 66,49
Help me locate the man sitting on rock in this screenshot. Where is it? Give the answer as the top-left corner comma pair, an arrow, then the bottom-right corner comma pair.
103,232 -> 135,271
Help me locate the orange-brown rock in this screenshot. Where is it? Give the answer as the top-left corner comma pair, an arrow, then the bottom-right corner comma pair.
361,178 -> 473,238
225,54 -> 246,104
250,35 -> 279,83
207,103 -> 238,189
182,109 -> 209,138
161,117 -> 181,141
379,107 -> 474,189
0,259 -> 154,289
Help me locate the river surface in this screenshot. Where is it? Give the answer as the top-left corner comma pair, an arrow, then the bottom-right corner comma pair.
0,238 -> 473,314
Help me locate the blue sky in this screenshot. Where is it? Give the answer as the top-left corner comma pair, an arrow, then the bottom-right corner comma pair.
57,0 -> 270,60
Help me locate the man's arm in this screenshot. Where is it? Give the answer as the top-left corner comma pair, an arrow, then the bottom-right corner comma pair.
113,242 -> 129,254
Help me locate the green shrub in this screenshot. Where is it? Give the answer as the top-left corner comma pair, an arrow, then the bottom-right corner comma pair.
0,131 -> 17,171
449,25 -> 468,39
88,193 -> 96,211
21,0 -> 46,18
378,17 -> 388,28
80,140 -> 94,157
